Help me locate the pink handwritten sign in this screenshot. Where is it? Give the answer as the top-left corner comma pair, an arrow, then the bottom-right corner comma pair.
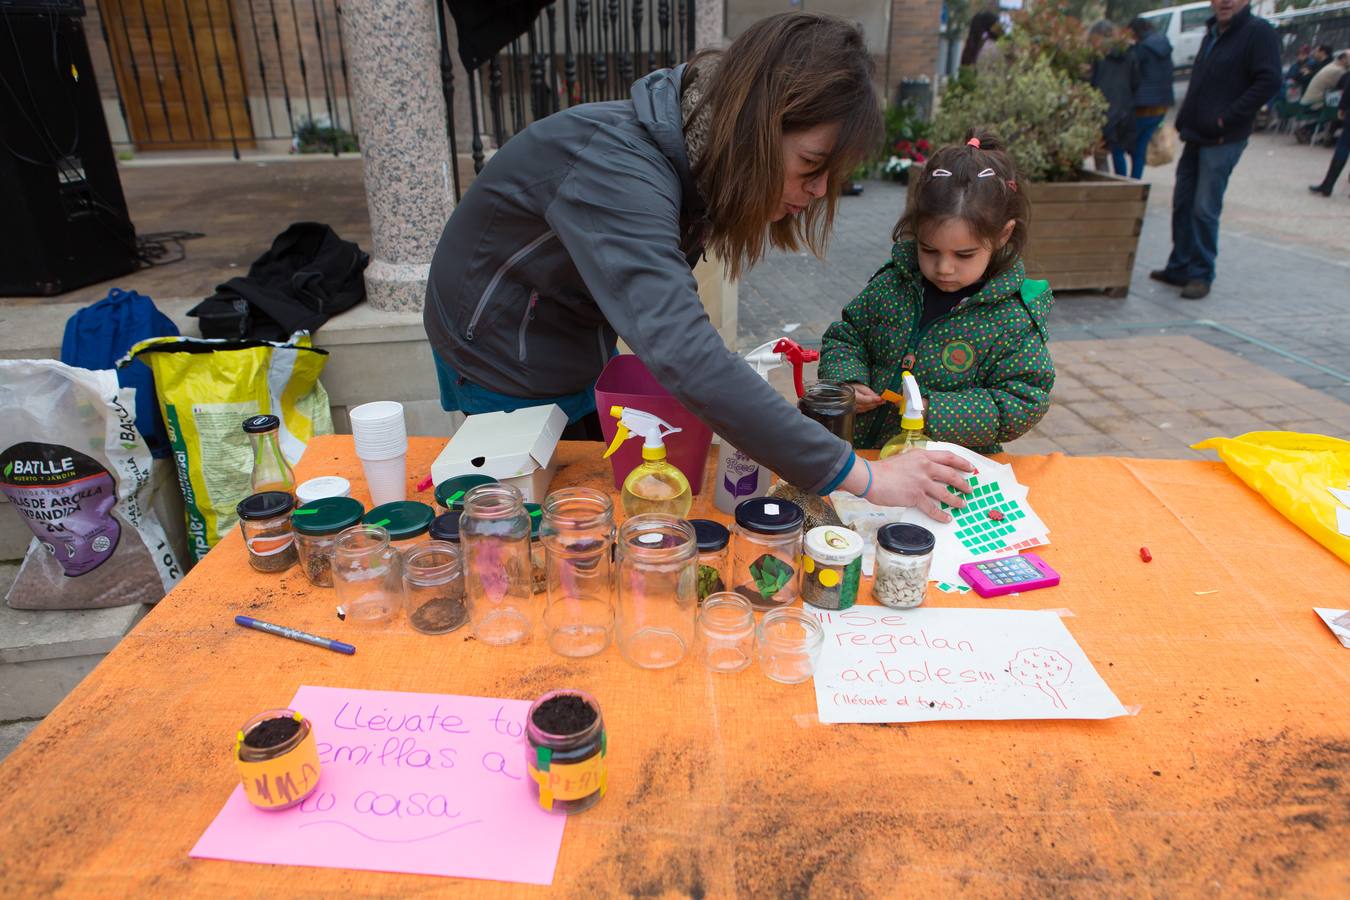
190,686 -> 565,884
811,606 -> 1128,723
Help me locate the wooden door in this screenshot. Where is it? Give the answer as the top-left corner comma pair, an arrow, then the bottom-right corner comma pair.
99,0 -> 255,151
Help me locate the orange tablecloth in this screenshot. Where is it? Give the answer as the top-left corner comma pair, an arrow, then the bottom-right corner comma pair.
2,437 -> 1347,896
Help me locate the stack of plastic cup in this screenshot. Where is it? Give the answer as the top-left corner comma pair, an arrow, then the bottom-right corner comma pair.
350,401 -> 407,506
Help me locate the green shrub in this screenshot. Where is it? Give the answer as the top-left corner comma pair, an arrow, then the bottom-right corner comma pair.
931,51 -> 1106,182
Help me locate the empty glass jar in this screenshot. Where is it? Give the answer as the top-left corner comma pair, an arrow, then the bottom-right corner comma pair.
332,524 -> 402,625
403,540 -> 466,634
541,488 -> 615,658
756,607 -> 824,684
460,484 -> 536,645
732,497 -> 804,610
698,592 -> 756,673
615,514 -> 698,669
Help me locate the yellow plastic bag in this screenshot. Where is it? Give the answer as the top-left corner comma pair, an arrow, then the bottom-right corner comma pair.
128,333 -> 333,563
1193,431 -> 1350,568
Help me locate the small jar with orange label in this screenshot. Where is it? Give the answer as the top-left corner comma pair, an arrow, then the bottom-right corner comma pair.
525,690 -> 606,815
235,708 -> 321,810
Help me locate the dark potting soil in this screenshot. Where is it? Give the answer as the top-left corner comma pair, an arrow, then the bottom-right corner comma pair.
244,716 -> 301,749
409,596 -> 468,634
531,694 -> 597,735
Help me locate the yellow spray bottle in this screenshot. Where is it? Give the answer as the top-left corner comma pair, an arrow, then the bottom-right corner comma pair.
878,371 -> 930,459
603,406 -> 692,517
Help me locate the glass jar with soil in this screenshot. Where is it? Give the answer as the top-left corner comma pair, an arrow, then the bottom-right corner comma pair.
237,491 -> 298,574
235,708 -> 321,810
541,488 -> 615,658
525,690 -> 606,815
731,497 -> 804,610
797,382 -> 856,444
689,519 -> 730,603
292,496 -> 365,587
403,540 -> 467,634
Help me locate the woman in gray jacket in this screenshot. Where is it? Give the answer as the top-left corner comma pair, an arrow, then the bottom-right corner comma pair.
423,13 -> 973,519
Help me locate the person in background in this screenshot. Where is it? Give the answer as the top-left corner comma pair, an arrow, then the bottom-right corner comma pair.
1298,49 -> 1349,143
1127,16 -> 1175,179
1089,20 -> 1141,178
423,13 -> 976,520
1150,0 -> 1280,301
1309,69 -> 1350,197
1285,44 -> 1316,97
819,133 -> 1055,456
960,11 -> 1004,70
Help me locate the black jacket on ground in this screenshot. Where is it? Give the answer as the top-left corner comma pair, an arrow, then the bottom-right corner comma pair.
1175,6 -> 1281,145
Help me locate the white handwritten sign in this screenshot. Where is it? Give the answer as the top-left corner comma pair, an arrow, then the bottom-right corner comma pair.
811,606 -> 1128,723
191,686 -> 565,884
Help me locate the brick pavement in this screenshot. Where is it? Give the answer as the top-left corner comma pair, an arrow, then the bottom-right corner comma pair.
741,134 -> 1350,453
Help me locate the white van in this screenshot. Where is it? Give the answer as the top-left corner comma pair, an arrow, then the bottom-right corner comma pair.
1137,2 -> 1214,69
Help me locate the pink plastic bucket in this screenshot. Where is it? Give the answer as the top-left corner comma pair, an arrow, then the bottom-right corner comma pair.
594,354 -> 713,494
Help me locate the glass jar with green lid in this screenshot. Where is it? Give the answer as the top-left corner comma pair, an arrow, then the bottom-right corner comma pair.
364,500 -> 435,554
434,474 -> 498,513
292,496 -> 365,587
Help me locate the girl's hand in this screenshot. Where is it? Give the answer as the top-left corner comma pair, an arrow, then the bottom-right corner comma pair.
849,382 -> 885,412
842,450 -> 974,523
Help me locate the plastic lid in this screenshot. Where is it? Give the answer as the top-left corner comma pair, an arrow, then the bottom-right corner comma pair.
804,525 -> 864,565
877,522 -> 936,556
690,518 -> 730,552
525,503 -> 542,539
429,511 -> 462,543
242,414 -> 280,434
434,474 -> 497,510
296,476 -> 351,504
236,491 -> 294,521
364,501 -> 435,540
292,496 -> 364,536
734,497 -> 804,535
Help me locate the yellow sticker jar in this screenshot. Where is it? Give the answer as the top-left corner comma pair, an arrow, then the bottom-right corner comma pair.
234,708 -> 321,811
525,690 -> 607,815
801,526 -> 864,611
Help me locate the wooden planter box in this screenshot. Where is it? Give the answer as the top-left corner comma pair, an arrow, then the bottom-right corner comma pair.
907,169 -> 1149,298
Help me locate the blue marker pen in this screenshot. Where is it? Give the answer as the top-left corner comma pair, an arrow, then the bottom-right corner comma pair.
234,615 -> 356,655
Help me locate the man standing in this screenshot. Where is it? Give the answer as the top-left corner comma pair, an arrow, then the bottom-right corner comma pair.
1150,0 -> 1280,300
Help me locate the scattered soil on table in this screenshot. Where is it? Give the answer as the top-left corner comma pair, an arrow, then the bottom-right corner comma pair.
530,694 -> 597,734
243,717 -> 300,749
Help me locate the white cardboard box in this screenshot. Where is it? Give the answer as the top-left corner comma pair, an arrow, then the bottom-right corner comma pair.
429,404 -> 567,503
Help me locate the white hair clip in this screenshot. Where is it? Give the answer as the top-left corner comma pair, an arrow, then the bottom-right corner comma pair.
931,169 -> 954,177
977,167 -> 997,178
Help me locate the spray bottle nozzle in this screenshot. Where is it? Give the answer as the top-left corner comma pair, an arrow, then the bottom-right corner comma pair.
743,337 -> 820,398
881,372 -> 925,431
604,406 -> 682,460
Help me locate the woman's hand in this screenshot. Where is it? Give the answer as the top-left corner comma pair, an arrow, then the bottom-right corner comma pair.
849,382 -> 885,412
841,450 -> 974,523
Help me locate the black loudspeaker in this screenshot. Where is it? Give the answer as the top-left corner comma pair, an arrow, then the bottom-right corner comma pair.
0,8 -> 139,296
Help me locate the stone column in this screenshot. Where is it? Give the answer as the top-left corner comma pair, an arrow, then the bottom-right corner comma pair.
695,0 -> 726,51
339,0 -> 454,311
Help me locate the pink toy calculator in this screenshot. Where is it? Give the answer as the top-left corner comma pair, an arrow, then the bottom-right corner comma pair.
958,552 -> 1060,597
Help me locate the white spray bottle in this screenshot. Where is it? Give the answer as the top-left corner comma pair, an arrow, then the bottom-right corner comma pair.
714,338 -> 819,514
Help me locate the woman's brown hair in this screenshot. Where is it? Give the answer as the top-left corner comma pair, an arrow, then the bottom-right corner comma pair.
894,129 -> 1031,279
688,13 -> 882,280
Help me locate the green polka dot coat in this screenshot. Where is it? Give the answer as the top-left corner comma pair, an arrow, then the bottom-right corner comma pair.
819,240 -> 1056,455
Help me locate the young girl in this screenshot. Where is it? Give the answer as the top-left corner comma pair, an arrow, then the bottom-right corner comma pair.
819,131 -> 1055,455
